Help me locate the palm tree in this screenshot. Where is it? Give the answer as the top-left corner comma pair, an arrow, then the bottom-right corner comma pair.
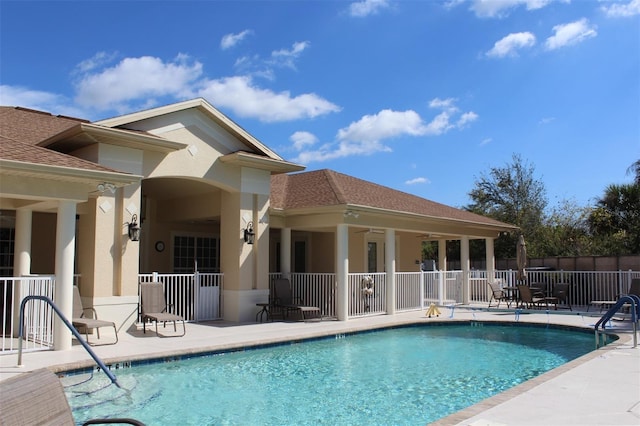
627,159 -> 640,185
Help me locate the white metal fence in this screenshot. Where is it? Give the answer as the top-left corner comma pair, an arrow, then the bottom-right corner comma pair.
1,276 -> 55,352
2,269 -> 638,353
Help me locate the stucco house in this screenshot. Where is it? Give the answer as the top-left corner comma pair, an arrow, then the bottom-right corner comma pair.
0,98 -> 516,350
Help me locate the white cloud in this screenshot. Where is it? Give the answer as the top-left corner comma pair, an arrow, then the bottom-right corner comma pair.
220,30 -> 253,50
292,98 -> 478,164
290,131 -> 318,150
293,139 -> 392,163
270,41 -> 310,69
405,177 -> 430,185
74,51 -> 118,73
545,18 -> 597,50
25,51 -> 339,121
198,75 -> 341,122
337,109 -> 428,143
539,117 -> 556,125
486,32 -> 536,58
74,54 -> 202,112
470,0 -> 555,18
349,0 -> 390,17
479,137 -> 492,146
602,0 -> 640,17
457,111 -> 479,127
0,85 -> 86,118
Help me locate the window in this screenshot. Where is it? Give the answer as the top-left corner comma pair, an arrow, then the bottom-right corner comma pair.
367,242 -> 377,273
0,212 -> 15,277
173,235 -> 219,273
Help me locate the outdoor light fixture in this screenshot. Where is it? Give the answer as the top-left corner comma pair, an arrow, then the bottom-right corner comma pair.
128,214 -> 141,242
244,221 -> 255,245
97,182 -> 116,194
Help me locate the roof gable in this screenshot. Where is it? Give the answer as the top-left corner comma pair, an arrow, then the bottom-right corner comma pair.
95,98 -> 284,161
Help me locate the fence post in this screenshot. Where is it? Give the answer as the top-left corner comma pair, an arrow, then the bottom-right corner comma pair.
194,271 -> 200,321
420,272 -> 425,310
438,271 -> 444,305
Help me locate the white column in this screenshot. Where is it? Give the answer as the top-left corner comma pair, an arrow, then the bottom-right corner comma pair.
437,239 -> 447,304
280,227 -> 291,278
385,229 -> 396,315
461,236 -> 470,304
438,239 -> 447,272
13,209 -> 32,276
336,224 -> 349,321
485,238 -> 495,283
54,201 -> 77,350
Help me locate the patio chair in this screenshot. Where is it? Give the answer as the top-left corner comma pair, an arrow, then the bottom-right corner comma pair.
272,278 -> 321,321
487,281 -> 511,308
625,278 -> 640,297
72,286 -> 118,345
545,283 -> 572,311
0,368 -> 145,426
140,282 -> 186,336
517,285 -> 548,309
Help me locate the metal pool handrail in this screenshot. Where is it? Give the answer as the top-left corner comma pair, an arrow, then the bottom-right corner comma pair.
594,294 -> 639,349
16,295 -> 120,388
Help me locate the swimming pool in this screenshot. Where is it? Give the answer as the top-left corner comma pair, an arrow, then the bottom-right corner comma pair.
64,323 -> 603,425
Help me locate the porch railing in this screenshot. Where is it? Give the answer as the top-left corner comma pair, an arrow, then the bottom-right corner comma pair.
139,272 -> 223,322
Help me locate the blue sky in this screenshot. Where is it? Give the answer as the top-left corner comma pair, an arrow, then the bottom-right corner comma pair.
1,0 -> 638,210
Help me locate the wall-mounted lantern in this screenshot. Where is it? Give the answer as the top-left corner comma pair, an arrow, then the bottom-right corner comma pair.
244,221 -> 255,245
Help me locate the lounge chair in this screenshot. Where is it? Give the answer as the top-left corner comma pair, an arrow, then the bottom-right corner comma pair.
517,285 -> 548,309
272,278 -> 321,321
0,368 -> 144,425
487,281 -> 511,308
72,286 -> 118,345
140,282 -> 186,336
589,278 -> 640,312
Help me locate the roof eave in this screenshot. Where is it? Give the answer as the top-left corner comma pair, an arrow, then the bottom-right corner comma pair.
0,159 -> 141,185
220,151 -> 305,174
39,123 -> 187,153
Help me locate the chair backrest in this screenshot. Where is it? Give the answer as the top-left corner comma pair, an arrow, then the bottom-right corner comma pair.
273,278 -> 293,305
518,285 -> 533,303
488,281 -> 503,296
0,368 -> 75,425
72,285 -> 85,318
140,282 -> 167,315
629,278 -> 640,297
553,283 -> 570,301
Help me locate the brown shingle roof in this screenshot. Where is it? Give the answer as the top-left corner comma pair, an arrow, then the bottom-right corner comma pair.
271,169 -> 512,227
0,106 -> 87,145
0,107 -> 124,173
0,136 -> 121,173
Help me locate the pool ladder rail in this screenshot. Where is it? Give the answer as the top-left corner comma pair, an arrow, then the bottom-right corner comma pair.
16,295 -> 120,387
594,294 -> 640,349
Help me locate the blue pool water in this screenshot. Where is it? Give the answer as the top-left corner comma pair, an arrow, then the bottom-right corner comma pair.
64,323 -> 600,425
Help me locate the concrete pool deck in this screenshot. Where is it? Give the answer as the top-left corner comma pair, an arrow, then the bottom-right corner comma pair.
1,307 -> 638,425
